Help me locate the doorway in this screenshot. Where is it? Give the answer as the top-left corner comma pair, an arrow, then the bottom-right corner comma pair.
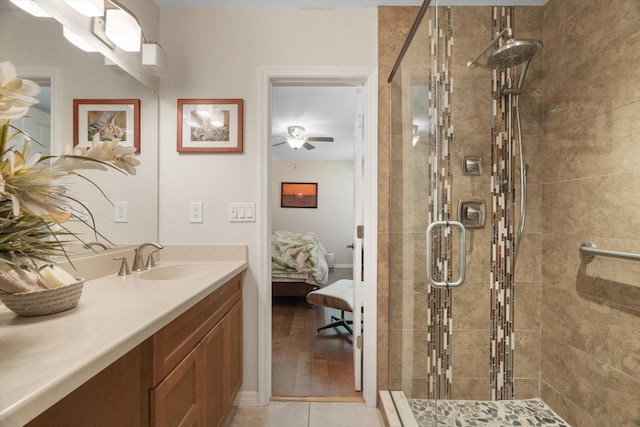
270,84 -> 359,399
259,67 -> 378,407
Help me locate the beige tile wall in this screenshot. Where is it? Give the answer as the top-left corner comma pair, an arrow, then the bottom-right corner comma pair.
378,4 -> 640,423
540,0 -> 640,425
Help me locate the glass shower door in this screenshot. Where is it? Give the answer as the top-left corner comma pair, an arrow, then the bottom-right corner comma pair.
388,2 -> 469,425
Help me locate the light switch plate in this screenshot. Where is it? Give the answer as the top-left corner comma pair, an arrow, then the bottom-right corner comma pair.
229,203 -> 256,222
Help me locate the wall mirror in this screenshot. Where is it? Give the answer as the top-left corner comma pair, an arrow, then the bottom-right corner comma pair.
0,1 -> 159,251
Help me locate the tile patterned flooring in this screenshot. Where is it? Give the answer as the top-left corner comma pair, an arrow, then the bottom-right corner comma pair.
409,398 -> 571,426
226,402 -> 384,427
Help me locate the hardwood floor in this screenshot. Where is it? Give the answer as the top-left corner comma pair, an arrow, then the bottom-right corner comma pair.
271,268 -> 360,400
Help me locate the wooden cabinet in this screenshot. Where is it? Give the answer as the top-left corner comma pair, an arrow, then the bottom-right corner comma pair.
201,299 -> 243,427
26,342 -> 153,427
202,315 -> 226,427
26,272 -> 244,427
151,273 -> 242,427
151,344 -> 204,427
224,300 -> 243,410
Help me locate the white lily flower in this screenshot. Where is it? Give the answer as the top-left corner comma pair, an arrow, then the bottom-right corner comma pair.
0,62 -> 40,126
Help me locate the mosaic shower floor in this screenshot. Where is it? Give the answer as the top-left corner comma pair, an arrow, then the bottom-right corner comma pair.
408,398 -> 570,426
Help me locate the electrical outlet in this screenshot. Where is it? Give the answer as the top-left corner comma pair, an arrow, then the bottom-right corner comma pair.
189,202 -> 203,223
114,201 -> 128,223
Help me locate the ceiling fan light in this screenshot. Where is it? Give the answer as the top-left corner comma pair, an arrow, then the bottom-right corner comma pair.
287,125 -> 305,139
105,8 -> 141,52
286,137 -> 305,150
65,0 -> 104,17
9,0 -> 50,17
63,26 -> 98,52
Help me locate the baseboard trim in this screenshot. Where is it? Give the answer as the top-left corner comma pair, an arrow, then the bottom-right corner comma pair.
234,390 -> 259,406
332,264 -> 353,269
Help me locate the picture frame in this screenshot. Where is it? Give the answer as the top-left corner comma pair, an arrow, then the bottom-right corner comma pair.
73,99 -> 141,153
281,182 -> 318,208
177,98 -> 244,153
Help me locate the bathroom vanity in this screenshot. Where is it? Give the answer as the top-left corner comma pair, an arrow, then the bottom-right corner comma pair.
0,246 -> 247,427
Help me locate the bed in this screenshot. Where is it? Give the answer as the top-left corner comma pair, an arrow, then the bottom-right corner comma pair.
271,230 -> 329,297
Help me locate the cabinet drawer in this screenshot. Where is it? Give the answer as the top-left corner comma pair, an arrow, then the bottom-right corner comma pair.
152,273 -> 242,385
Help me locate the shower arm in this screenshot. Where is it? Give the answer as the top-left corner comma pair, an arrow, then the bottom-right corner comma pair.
466,27 -> 513,68
516,59 -> 531,90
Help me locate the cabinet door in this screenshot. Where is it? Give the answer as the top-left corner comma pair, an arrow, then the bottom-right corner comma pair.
224,299 -> 243,410
202,320 -> 225,427
151,345 -> 204,427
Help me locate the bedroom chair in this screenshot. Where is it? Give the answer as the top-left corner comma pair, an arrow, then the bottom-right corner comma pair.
306,279 -> 360,334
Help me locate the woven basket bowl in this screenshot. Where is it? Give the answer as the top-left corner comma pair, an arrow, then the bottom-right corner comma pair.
0,279 -> 84,316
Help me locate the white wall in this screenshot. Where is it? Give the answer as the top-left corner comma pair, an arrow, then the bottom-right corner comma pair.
272,160 -> 354,266
158,8 -> 377,398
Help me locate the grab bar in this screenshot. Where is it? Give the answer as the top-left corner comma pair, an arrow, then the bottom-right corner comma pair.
426,220 -> 466,288
579,242 -> 640,262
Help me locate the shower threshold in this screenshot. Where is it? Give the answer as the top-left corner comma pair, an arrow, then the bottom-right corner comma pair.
381,391 -> 571,427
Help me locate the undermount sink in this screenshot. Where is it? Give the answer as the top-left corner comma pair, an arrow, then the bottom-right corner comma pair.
138,264 -> 217,281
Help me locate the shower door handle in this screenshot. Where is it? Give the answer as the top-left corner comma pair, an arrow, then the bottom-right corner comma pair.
426,220 -> 467,288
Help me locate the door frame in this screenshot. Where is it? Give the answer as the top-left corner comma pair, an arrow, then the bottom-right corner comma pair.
258,66 -> 378,407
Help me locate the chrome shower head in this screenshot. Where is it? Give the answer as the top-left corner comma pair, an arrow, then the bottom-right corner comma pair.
487,38 -> 543,69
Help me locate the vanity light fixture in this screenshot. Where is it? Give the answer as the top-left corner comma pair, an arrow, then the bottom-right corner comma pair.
412,124 -> 419,146
142,42 -> 168,77
9,0 -> 50,17
65,0 -> 104,17
105,8 -> 142,52
91,16 -> 116,50
63,26 -> 98,52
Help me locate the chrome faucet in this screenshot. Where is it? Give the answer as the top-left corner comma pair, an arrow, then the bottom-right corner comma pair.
83,241 -> 109,251
132,242 -> 163,271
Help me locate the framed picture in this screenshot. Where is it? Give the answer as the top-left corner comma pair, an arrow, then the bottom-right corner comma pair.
281,182 -> 318,208
177,98 -> 244,153
73,99 -> 140,153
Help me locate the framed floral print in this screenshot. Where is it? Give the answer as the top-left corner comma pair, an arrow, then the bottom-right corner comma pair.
73,99 -> 141,153
177,98 -> 244,153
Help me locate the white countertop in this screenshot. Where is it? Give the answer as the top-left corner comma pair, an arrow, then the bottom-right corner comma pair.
0,246 -> 248,427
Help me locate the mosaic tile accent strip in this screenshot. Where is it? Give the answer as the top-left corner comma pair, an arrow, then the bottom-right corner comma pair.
426,6 -> 455,400
490,6 -> 517,401
408,398 -> 571,427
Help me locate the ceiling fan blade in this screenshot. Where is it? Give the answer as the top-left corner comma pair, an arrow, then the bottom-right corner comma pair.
303,142 -> 316,150
272,141 -> 288,147
306,137 -> 334,142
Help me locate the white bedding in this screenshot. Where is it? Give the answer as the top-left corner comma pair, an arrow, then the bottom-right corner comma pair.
271,230 -> 329,286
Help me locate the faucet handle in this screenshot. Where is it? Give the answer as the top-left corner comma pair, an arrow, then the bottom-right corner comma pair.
146,250 -> 160,269
114,257 -> 131,276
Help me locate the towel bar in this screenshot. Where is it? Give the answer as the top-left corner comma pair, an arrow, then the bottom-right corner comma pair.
579,242 -> 640,262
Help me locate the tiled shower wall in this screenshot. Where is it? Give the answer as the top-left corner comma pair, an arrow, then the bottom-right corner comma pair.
378,6 -> 543,401
539,0 -> 640,425
379,1 -> 640,425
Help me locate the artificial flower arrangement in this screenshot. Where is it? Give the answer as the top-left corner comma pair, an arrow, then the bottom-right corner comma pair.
0,60 -> 139,311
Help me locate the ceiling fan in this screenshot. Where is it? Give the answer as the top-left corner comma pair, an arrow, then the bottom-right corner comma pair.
272,125 -> 334,150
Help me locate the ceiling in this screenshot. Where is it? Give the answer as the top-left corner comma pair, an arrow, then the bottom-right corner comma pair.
271,85 -> 361,161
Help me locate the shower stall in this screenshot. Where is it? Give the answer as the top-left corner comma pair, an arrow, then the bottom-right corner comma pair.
385,2 -> 565,425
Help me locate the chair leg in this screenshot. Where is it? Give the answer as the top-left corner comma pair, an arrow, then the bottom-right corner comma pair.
317,310 -> 353,334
